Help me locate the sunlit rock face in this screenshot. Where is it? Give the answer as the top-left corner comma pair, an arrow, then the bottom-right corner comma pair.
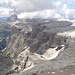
4,19 -> 75,75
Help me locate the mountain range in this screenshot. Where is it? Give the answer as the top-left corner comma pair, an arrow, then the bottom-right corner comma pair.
0,16 -> 75,75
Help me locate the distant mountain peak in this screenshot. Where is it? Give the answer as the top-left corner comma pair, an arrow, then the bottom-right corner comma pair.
7,14 -> 18,22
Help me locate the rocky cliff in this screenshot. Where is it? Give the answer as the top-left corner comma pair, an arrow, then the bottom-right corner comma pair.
6,20 -> 72,57
7,14 -> 18,22
1,19 -> 75,75
0,51 -> 13,75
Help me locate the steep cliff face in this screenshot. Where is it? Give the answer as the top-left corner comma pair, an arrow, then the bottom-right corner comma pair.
4,19 -> 75,75
0,52 -> 13,75
5,20 -> 71,58
7,14 -> 18,22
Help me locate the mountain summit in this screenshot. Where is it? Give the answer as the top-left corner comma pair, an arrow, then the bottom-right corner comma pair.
7,14 -> 18,22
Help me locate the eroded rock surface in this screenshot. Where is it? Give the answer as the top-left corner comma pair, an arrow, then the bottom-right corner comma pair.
3,19 -> 75,75
0,52 -> 13,75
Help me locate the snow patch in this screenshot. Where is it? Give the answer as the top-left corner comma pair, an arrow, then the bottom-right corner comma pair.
34,45 -> 65,60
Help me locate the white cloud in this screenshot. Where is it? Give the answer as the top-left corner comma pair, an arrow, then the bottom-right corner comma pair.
0,0 -> 9,4
66,0 -> 75,4
0,7 -> 13,17
18,9 -> 61,19
0,0 -> 75,19
61,4 -> 75,19
62,4 -> 67,11
0,0 -> 55,17
55,14 -> 61,18
53,1 -> 61,7
9,0 -> 54,12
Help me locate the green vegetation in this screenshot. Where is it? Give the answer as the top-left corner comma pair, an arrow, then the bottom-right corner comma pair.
0,23 -> 11,49
0,25 -> 4,30
0,24 -> 11,31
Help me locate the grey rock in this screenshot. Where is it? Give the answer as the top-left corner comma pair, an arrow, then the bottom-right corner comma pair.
7,14 -> 18,22
0,52 -> 13,75
3,19 -> 75,75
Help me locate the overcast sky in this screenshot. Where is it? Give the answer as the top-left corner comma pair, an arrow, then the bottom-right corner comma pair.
0,0 -> 75,19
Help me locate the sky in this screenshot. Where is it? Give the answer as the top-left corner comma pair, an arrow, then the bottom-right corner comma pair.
0,0 -> 75,19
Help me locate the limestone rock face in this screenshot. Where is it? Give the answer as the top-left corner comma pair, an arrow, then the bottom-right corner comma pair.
7,14 -> 18,22
5,20 -> 72,60
14,48 -> 32,71
0,52 -> 13,75
4,19 -> 75,75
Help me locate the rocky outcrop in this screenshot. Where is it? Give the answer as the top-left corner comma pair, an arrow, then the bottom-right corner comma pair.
0,52 -> 13,75
4,19 -> 75,75
7,14 -> 18,22
14,47 -> 32,72
5,21 -> 70,58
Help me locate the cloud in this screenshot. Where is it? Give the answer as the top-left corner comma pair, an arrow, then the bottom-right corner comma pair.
0,0 -> 9,4
61,4 -> 75,19
64,0 -> 75,4
9,0 -> 54,12
0,7 -> 14,17
0,0 -> 75,19
0,0 -> 55,17
53,1 -> 75,19
18,9 -> 61,19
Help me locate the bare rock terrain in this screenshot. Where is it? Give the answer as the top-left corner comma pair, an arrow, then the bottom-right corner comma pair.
1,19 -> 75,75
